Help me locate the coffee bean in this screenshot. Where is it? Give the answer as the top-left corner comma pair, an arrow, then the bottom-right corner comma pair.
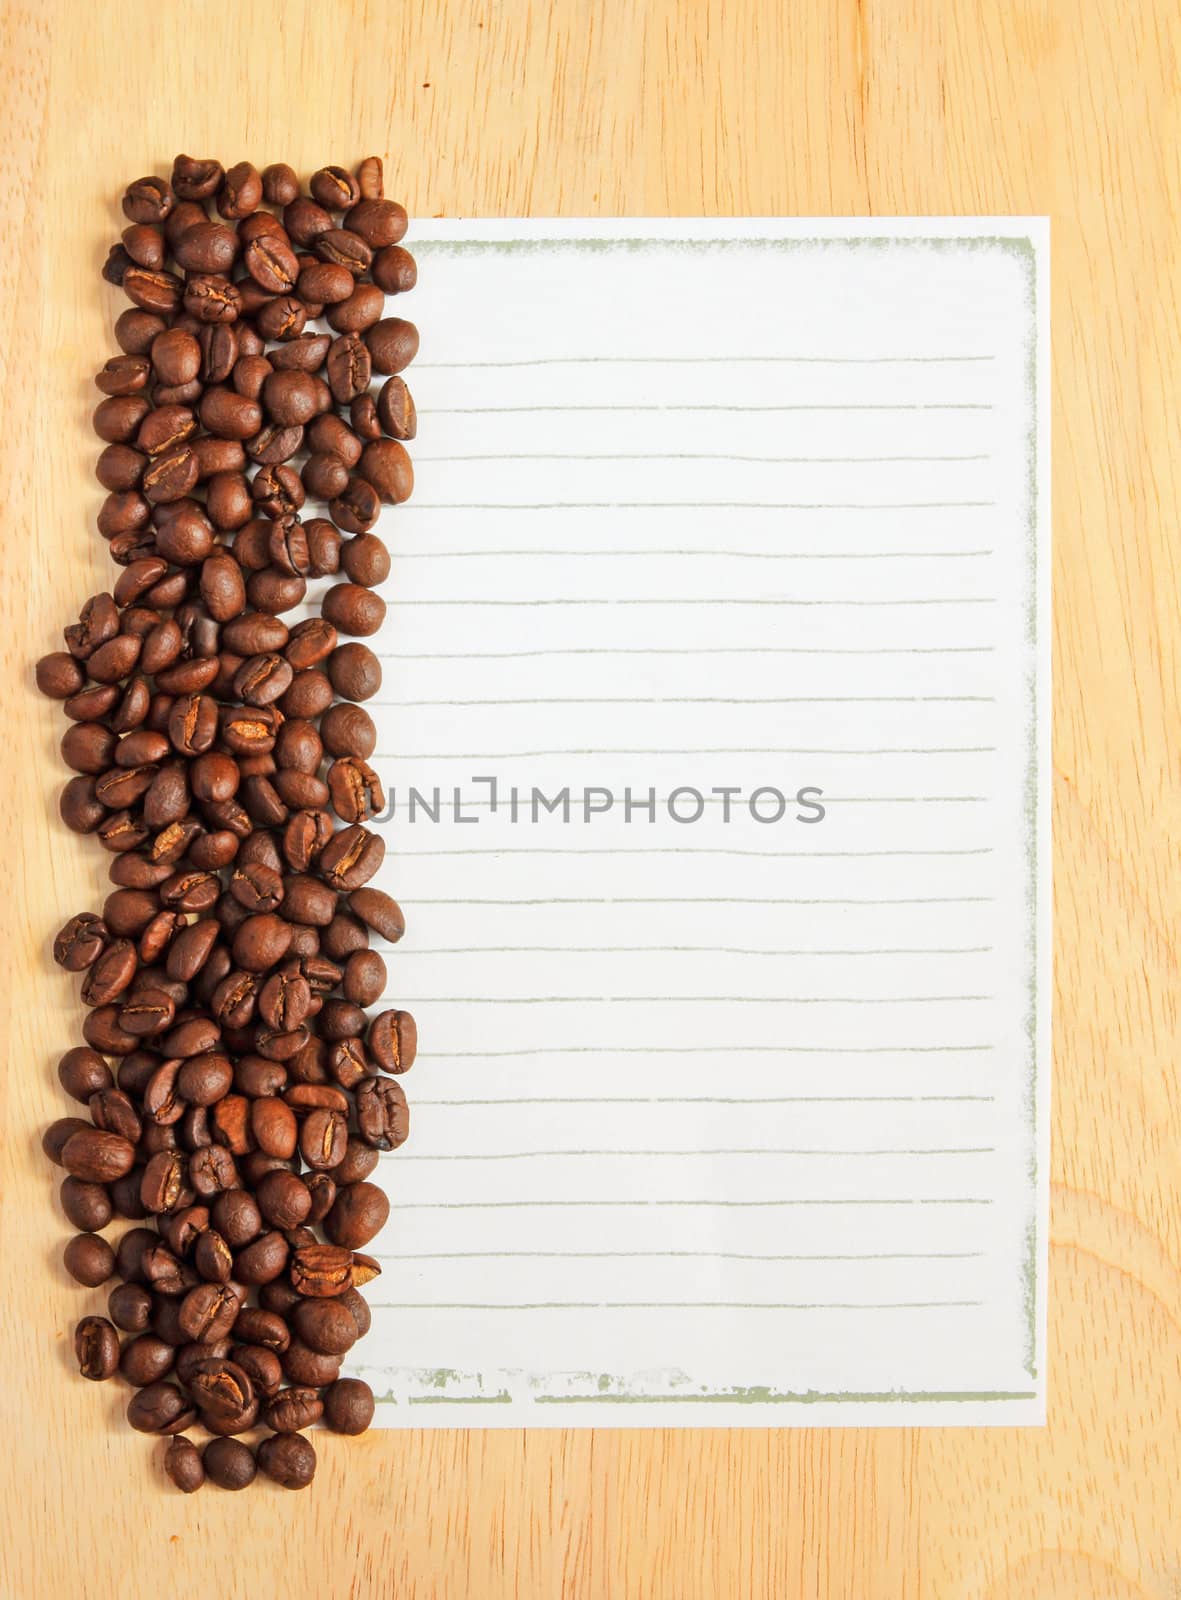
369,1008 -> 417,1073
63,1231 -> 117,1286
202,1436 -> 256,1490
324,1181 -> 389,1248
121,1332 -> 177,1386
364,317 -> 419,375
47,157 -> 417,1487
164,1435 -> 205,1493
323,1376 -> 376,1435
257,1432 -> 316,1490
217,161 -> 262,220
371,245 -> 418,296
61,1175 -> 113,1231
127,1381 -> 195,1434
348,887 -> 406,943
75,1316 -> 120,1380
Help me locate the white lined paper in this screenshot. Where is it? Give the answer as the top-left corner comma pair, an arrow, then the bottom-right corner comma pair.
355,219 -> 1049,1426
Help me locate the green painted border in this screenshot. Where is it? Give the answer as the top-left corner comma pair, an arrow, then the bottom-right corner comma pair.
391,231 -> 1044,1409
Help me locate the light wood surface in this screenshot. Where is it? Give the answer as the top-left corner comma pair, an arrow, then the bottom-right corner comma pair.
1,1 -> 1178,1595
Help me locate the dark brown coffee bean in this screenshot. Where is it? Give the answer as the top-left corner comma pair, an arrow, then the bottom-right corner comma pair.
328,474 -> 380,534
340,534 -> 390,589
139,1149 -> 185,1213
202,1436 -> 256,1490
79,937 -> 137,1006
211,1189 -> 262,1248
326,280 -> 384,334
164,1436 -> 205,1493
251,1095 -> 298,1157
297,260 -> 354,306
265,1387 -> 324,1433
369,1007 -> 417,1073
322,1376 -> 376,1435
171,154 -> 223,200
60,1173 -> 113,1231
172,221 -> 238,274
257,1432 -> 316,1490
365,317 -> 419,375
121,1332 -> 177,1386
289,1243 -> 353,1298
256,294 -> 307,341
258,162 -> 298,205
326,642 -> 380,703
127,1381 -> 195,1433
75,1315 -> 120,1380
62,1231 -> 116,1286
179,1282 -> 241,1343
189,1143 -> 240,1198
108,1282 -> 153,1332
316,824 -> 385,891
53,914 -> 109,972
35,652 -> 85,701
326,757 -> 385,824
358,438 -> 413,504
188,1357 -> 254,1419
310,165 -> 360,210
217,161 -> 262,219
319,710 -> 376,771
244,232 -> 299,293
307,413 -> 362,466
356,1075 -> 410,1151
371,244 -> 417,296
322,582 -> 386,637
124,266 -> 184,315
199,386 -> 261,441
323,1180 -> 389,1249
255,1168 -> 311,1230
234,1228 -> 290,1285
348,887 -> 406,944
325,332 -> 371,405
296,1107 -> 347,1172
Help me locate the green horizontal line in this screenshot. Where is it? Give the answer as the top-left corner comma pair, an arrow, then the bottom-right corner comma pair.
395,1250 -> 985,1262
528,1389 -> 1037,1405
408,1393 -> 512,1405
413,1096 -> 995,1107
412,452 -> 992,464
375,1301 -> 984,1311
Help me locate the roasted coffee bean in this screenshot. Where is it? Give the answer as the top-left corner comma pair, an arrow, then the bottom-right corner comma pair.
164,1435 -> 205,1493
327,642 -> 382,701
289,1243 -> 353,1298
120,1332 -> 177,1386
320,582 -> 384,636
76,1316 -> 120,1380
369,1008 -> 417,1073
46,158 -> 416,1486
372,244 -> 417,297
63,1231 -> 117,1286
356,1075 -> 409,1150
365,317 -> 418,375
211,1188 -> 262,1248
257,1432 -> 316,1490
54,914 -> 110,972
348,887 -> 406,943
61,1127 -> 137,1183
326,758 -> 385,823
234,1228 -> 289,1285
322,1376 -> 375,1435
202,1436 -> 256,1490
265,1387 -> 323,1433
126,1381 -> 195,1434
341,533 -> 391,587
60,1175 -> 113,1231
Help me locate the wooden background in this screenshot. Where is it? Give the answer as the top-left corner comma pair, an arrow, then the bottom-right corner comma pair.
1,1 -> 1178,1594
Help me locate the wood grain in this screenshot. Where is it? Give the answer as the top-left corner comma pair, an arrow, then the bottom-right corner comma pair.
1,0 -> 1178,1594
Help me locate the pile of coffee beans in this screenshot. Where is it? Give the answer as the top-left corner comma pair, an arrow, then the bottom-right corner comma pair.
36,155 -> 417,1492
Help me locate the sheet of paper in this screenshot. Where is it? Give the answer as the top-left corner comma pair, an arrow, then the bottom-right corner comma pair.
350,218 -> 1050,1426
